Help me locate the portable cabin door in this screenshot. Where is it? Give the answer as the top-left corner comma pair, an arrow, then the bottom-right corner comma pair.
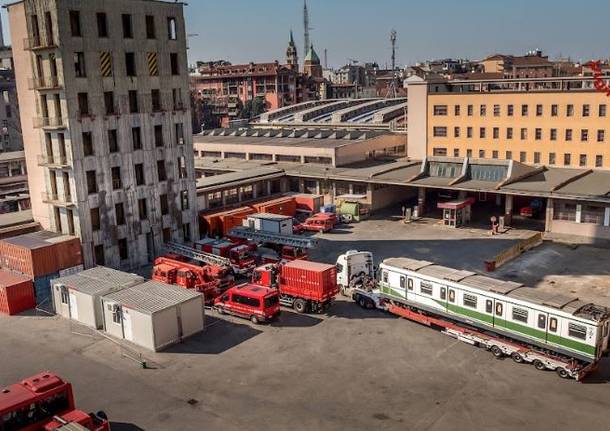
122,308 -> 134,341
69,291 -> 79,320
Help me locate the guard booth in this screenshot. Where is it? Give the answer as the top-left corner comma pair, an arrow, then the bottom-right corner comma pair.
438,197 -> 475,228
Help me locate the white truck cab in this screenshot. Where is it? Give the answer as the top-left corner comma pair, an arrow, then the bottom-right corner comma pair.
336,250 -> 374,294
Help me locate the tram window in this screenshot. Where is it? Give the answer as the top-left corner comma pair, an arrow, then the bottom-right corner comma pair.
495,303 -> 503,316
399,276 -> 405,288
568,323 -> 587,340
407,278 -> 413,290
382,271 -> 388,283
549,317 -> 558,332
440,287 -> 446,300
512,307 -> 528,323
448,289 -> 455,303
538,314 -> 547,329
485,300 -> 492,313
420,282 -> 433,296
463,293 -> 477,308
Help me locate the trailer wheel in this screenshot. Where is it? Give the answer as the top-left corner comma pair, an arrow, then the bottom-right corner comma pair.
250,315 -> 260,324
533,360 -> 546,371
490,345 -> 503,358
216,306 -> 225,315
96,411 -> 108,420
294,299 -> 307,313
357,296 -> 367,308
555,367 -> 570,379
511,352 -> 524,363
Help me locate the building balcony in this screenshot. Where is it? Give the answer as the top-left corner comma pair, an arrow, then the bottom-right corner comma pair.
23,36 -> 57,51
41,192 -> 75,208
33,117 -> 67,129
28,76 -> 62,91
37,154 -> 70,168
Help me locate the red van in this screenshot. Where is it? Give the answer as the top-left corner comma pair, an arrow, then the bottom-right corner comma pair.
300,213 -> 335,233
214,284 -> 280,324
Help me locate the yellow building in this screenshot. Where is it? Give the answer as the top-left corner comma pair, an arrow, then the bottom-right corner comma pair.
407,76 -> 610,169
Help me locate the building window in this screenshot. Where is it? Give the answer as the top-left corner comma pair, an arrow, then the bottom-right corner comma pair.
97,12 -> 108,38
507,104 -> 513,116
108,129 -> 118,153
74,52 -> 86,77
463,293 -> 477,309
520,128 -> 527,140
564,153 -> 571,166
550,128 -> 557,141
454,105 -> 460,116
104,91 -> 115,115
128,90 -> 138,113
599,104 -> 607,117
151,89 -> 161,112
595,155 -> 603,168
432,148 -> 447,156
157,160 -> 166,181
138,198 -> 147,220
534,152 -> 541,164
433,105 -> 447,115
125,53 -> 136,76
512,307 -> 528,323
69,10 -> 81,37
160,194 -> 169,215
492,150 -> 498,159
565,129 -> 573,141
506,151 -> 512,160
521,104 -> 528,116
466,149 -> 472,157
567,104 -> 574,116
467,104 -> 473,116
597,130 -> 605,142
535,128 -> 542,140
177,156 -> 187,178
581,129 -> 588,142
466,127 -> 472,138
453,148 -> 460,157
162,228 -> 171,243
172,88 -> 182,110
168,17 -> 177,40
82,132 -> 93,156
579,154 -> 587,167
154,125 -> 163,147
112,166 -> 122,189
135,163 -> 145,186
536,104 -> 543,116
118,238 -> 128,261
548,152 -> 556,165
183,223 -> 191,242
479,104 -> 486,116
519,151 -> 526,162
433,126 -> 447,137
479,127 -> 485,139
181,190 -> 189,211
454,127 -> 460,138
170,53 -> 179,75
122,14 -> 133,38
90,207 -> 100,231
145,15 -> 156,39
479,149 -> 485,158
86,170 -> 97,194
582,104 -> 590,117
493,127 -> 499,139
506,128 -> 513,139
132,127 -> 142,150
175,123 -> 184,145
94,244 -> 105,266
77,92 -> 89,117
115,203 -> 125,225
551,104 -> 558,116
493,104 -> 500,116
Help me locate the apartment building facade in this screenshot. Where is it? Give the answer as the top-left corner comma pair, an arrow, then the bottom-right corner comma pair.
7,0 -> 198,269
407,76 -> 610,169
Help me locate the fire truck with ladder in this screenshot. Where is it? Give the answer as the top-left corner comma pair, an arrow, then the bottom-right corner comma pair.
228,226 -> 316,264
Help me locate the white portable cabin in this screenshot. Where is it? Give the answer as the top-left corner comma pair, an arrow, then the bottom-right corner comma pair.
52,266 -> 144,329
244,213 -> 293,235
101,280 -> 204,352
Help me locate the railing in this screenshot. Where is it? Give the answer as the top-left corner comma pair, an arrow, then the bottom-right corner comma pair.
37,154 -> 69,167
41,191 -> 73,205
23,35 -> 57,50
28,75 -> 61,90
33,117 -> 66,129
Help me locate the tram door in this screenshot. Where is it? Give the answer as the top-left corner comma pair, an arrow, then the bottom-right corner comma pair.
493,300 -> 505,328
536,312 -> 549,342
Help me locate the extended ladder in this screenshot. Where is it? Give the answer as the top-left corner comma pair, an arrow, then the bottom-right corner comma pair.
229,226 -> 318,249
164,242 -> 230,267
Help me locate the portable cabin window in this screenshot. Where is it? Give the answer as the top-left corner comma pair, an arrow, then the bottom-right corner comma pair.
485,300 -> 493,314
112,308 -> 121,324
407,278 -> 413,290
512,307 -> 528,323
463,293 -> 477,308
420,282 -> 433,296
549,317 -> 558,333
60,287 -> 69,304
440,287 -> 446,300
538,314 -> 547,329
448,289 -> 455,303
399,276 -> 406,289
568,323 -> 587,340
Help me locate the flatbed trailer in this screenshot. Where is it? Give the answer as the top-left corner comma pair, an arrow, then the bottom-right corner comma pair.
351,288 -> 597,381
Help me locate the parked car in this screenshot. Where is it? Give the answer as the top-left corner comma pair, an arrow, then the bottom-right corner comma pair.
214,283 -> 280,324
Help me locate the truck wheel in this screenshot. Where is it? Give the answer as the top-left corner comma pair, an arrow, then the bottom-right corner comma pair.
533,360 -> 546,371
555,367 -> 570,379
490,345 -> 503,358
250,315 -> 260,324
365,299 -> 376,310
357,296 -> 367,308
96,411 -> 108,420
511,352 -> 524,363
294,299 -> 307,313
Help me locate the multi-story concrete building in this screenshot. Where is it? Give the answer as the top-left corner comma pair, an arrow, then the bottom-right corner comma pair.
407,75 -> 610,169
479,51 -> 554,78
0,18 -> 24,153
7,0 -> 198,269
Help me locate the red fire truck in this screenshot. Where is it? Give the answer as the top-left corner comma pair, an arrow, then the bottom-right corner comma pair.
195,238 -> 256,275
0,372 -> 109,430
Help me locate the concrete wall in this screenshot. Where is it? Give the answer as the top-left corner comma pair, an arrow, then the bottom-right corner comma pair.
179,297 -> 205,339
370,184 -> 416,211
405,77 -> 428,160
335,133 -> 407,166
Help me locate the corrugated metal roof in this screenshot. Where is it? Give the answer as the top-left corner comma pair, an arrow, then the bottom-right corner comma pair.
53,267 -> 144,296
383,257 -> 433,272
418,265 -> 476,283
103,281 -> 202,314
248,213 -> 292,220
507,287 -> 580,309
460,274 -> 522,294
77,266 -> 144,287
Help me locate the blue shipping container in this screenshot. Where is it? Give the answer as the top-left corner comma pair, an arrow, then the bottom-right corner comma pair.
320,204 -> 336,214
34,272 -> 59,305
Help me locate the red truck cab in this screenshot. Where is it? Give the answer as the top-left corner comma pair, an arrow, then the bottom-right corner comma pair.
196,238 -> 256,275
214,284 -> 280,324
300,213 -> 335,233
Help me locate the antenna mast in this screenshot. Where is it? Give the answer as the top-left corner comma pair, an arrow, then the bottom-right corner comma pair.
304,0 -> 310,55
390,29 -> 397,71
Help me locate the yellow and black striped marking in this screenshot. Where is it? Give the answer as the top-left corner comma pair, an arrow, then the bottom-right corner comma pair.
147,52 -> 158,76
100,51 -> 112,77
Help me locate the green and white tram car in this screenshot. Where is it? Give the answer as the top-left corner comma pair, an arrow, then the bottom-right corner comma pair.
378,257 -> 610,363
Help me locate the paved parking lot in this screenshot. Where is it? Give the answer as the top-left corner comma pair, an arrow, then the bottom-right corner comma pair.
2,214 -> 610,431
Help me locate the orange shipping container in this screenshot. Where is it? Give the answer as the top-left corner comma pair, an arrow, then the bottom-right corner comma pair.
294,194 -> 323,213
253,197 -> 297,217
0,269 -> 35,315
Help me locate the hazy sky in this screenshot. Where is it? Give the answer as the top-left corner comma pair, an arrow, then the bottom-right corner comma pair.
2,0 -> 608,68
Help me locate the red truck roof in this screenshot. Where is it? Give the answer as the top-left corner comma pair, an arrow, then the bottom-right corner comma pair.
280,260 -> 338,302
283,259 -> 334,272
232,283 -> 276,298
0,372 -> 71,413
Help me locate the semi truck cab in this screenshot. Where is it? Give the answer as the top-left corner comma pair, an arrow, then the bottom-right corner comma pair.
336,250 -> 374,296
